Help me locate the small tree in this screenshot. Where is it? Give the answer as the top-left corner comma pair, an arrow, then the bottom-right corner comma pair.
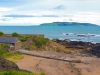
0,31 -> 4,36
12,32 -> 19,37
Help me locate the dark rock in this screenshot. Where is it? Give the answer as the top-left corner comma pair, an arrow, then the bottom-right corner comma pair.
52,38 -> 100,57
89,43 -> 100,57
0,56 -> 19,71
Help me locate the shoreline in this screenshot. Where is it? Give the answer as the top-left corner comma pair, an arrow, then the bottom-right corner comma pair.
52,38 -> 100,58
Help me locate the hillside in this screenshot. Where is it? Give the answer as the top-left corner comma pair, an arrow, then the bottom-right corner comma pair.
40,22 -> 98,26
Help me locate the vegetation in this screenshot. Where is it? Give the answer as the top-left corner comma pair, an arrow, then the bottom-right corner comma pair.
40,22 -> 98,26
32,37 -> 49,48
0,70 -> 45,75
0,31 -> 4,36
0,44 -> 10,48
0,50 -> 23,62
0,44 -> 10,51
11,32 -> 30,42
12,32 -> 20,37
19,36 -> 30,42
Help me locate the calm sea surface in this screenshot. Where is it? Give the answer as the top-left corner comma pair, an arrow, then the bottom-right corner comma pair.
0,26 -> 100,43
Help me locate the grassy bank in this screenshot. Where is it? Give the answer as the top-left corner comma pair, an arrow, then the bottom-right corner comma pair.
0,70 -> 45,75
0,50 -> 23,63
0,50 -> 45,75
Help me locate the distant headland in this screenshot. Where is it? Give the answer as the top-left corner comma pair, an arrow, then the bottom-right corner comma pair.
39,22 -> 98,26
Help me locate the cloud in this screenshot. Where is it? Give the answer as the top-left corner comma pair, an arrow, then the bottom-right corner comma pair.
2,14 -> 60,18
0,7 -> 12,12
0,12 -> 100,26
54,5 -> 66,10
41,15 -> 60,17
0,0 -> 100,25
2,14 -> 34,18
0,18 -> 11,21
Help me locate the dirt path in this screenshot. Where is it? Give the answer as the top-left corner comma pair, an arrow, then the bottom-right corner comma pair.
16,54 -> 81,75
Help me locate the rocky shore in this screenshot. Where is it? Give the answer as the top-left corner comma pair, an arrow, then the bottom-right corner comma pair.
52,38 -> 100,57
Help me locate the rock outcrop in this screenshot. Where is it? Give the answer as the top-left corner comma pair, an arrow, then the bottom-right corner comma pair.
90,43 -> 100,57
0,56 -> 19,71
52,39 -> 100,57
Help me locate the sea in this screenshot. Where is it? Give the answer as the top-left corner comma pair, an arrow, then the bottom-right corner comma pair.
0,25 -> 100,43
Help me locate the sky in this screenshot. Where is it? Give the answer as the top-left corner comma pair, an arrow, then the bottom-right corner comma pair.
0,0 -> 100,26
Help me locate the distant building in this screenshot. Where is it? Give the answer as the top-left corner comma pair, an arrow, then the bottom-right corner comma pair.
0,37 -> 22,51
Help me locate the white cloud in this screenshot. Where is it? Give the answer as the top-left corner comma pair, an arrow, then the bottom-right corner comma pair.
0,0 -> 100,25
0,12 -> 100,26
71,12 -> 100,25
0,7 -> 12,12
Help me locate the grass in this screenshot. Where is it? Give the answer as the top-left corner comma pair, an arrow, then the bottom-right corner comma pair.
19,35 -> 31,42
0,70 -> 45,75
32,37 -> 49,48
0,50 -> 23,63
0,50 -> 45,74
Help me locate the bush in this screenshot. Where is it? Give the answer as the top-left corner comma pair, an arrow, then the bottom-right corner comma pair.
32,38 -> 49,48
0,31 -> 4,36
19,36 -> 30,42
12,32 -> 19,37
19,37 -> 27,42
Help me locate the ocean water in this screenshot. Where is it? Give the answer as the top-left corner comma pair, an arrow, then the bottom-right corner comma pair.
0,26 -> 100,43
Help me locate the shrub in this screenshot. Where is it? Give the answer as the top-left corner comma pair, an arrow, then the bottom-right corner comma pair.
19,36 -> 30,42
32,38 -> 49,48
12,32 -> 19,37
0,31 -> 4,36
19,37 -> 27,42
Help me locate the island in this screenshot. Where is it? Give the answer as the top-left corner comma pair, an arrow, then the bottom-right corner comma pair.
40,22 -> 98,26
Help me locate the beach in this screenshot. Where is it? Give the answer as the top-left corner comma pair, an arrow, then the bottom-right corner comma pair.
16,54 -> 80,75
16,51 -> 100,75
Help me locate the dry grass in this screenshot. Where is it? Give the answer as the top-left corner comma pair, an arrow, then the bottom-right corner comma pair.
28,40 -> 72,53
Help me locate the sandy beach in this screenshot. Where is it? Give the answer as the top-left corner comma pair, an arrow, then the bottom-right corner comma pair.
16,54 -> 80,75
16,52 -> 100,75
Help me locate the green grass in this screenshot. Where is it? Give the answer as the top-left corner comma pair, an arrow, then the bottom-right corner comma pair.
0,50 -> 23,61
9,53 -> 23,60
0,70 -> 45,75
0,44 -> 10,48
